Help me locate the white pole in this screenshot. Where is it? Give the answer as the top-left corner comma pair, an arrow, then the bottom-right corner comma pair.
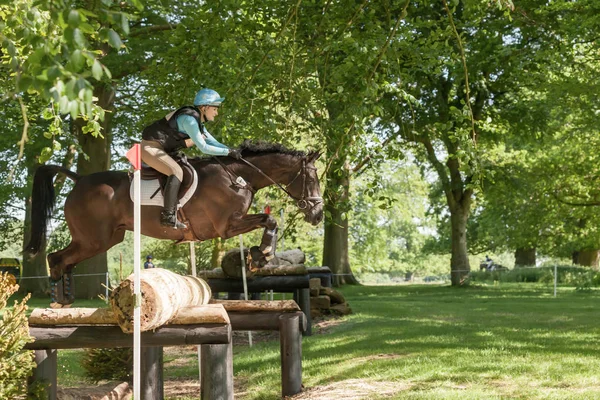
189,242 -> 202,387
280,208 -> 285,252
554,264 -> 557,297
105,272 -> 109,302
133,167 -> 141,400
238,235 -> 252,346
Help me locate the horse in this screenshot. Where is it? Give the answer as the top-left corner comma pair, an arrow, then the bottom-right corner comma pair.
24,141 -> 323,306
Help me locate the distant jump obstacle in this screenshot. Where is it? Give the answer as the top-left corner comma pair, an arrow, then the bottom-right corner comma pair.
200,265 -> 332,337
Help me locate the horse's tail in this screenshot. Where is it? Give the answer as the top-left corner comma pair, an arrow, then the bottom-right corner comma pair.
24,165 -> 80,256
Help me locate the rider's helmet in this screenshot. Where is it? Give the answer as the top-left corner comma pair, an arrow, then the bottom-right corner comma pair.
146,254 -> 153,260
193,88 -> 225,107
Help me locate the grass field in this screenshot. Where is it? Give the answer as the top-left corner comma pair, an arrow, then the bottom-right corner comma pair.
17,283 -> 600,399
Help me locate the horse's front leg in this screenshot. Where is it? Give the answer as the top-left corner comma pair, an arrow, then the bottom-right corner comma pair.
223,213 -> 278,268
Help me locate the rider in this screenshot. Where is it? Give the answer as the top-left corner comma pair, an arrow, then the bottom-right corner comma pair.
141,88 -> 242,229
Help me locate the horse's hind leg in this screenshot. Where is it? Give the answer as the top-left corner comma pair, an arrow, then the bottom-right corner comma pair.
48,241 -> 85,307
48,229 -> 126,307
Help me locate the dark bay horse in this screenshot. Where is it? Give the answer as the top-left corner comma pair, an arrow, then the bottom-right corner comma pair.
25,142 -> 323,306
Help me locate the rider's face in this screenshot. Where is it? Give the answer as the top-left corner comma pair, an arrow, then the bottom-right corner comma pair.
202,106 -> 219,121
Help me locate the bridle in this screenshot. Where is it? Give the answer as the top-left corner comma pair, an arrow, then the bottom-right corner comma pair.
238,157 -> 323,212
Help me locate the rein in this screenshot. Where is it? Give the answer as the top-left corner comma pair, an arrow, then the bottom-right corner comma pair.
214,155 -> 323,210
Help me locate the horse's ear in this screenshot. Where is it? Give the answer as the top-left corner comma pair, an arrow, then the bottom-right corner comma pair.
307,151 -> 321,163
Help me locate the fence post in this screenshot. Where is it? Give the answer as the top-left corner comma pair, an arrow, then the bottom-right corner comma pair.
554,264 -> 557,297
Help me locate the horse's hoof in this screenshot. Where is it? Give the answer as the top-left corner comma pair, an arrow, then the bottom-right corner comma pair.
49,302 -> 63,309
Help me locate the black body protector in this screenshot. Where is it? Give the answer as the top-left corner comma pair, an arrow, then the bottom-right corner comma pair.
142,106 -> 204,154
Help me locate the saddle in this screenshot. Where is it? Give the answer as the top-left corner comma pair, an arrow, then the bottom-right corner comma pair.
140,153 -> 195,200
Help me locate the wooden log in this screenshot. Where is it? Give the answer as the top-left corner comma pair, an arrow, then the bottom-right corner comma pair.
26,324 -> 231,350
141,346 -> 163,400
212,300 -> 300,312
254,265 -> 307,276
169,304 -> 230,325
201,343 -> 234,400
220,249 -> 249,278
310,295 -> 331,310
197,268 -> 227,279
306,266 -> 332,274
296,288 -> 312,336
33,349 -> 57,400
226,311 -> 306,332
274,249 -> 305,266
307,267 -> 333,288
320,287 -> 346,305
29,307 -> 116,326
110,268 -> 212,333
309,278 -> 321,297
279,314 -> 303,397
208,275 -> 309,293
29,304 -> 229,327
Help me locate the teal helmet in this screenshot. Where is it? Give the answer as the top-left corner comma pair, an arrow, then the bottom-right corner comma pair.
193,88 -> 225,107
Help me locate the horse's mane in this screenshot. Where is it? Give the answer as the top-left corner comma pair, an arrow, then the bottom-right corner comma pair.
238,140 -> 306,157
188,140 -> 306,164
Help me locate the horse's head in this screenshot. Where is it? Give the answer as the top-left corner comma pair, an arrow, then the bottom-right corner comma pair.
286,151 -> 323,225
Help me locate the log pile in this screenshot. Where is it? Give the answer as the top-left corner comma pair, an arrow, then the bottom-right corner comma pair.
309,277 -> 352,318
219,248 -> 307,278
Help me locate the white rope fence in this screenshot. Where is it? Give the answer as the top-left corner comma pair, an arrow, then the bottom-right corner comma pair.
454,264 -> 598,297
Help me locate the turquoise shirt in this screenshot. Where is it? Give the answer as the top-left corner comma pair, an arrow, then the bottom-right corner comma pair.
177,115 -> 229,156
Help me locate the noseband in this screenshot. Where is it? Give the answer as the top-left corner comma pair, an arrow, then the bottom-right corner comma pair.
240,158 -> 323,212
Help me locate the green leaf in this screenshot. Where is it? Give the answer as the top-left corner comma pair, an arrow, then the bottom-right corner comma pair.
39,147 -> 53,163
68,9 -> 80,28
92,60 -> 103,80
121,14 -> 130,36
59,96 -> 69,114
73,28 -> 86,48
69,100 -> 79,119
70,50 -> 85,70
102,64 -> 112,79
107,29 -> 123,49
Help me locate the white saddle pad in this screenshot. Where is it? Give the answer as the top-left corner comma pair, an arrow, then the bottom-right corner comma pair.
129,169 -> 198,207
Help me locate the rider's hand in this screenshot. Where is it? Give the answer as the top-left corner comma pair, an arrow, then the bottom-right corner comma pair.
229,149 -> 242,159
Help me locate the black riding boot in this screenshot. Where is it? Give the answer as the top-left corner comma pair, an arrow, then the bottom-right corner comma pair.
160,175 -> 187,229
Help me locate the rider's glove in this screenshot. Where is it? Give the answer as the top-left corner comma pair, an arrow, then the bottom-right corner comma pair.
228,149 -> 242,159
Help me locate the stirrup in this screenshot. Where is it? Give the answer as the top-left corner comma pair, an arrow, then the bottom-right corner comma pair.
160,210 -> 187,230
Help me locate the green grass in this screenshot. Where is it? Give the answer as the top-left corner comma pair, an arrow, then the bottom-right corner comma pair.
232,284 -> 600,399
15,284 -> 600,399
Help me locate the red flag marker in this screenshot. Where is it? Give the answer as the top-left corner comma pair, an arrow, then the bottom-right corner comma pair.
126,144 -> 141,170
264,205 -> 271,214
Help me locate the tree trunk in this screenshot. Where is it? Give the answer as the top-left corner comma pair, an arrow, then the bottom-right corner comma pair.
73,82 -> 115,299
211,238 -> 224,269
322,158 -> 357,286
449,206 -> 470,286
514,248 -> 536,267
574,249 -> 599,268
20,164 -> 48,296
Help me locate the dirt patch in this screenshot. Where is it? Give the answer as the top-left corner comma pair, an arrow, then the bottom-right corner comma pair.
288,379 -> 409,400
58,381 -> 131,400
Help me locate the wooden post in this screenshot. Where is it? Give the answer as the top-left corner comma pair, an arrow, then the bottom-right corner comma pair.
141,346 -> 163,400
297,288 -> 312,336
201,343 -> 233,400
279,314 -> 302,397
33,349 -> 57,400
